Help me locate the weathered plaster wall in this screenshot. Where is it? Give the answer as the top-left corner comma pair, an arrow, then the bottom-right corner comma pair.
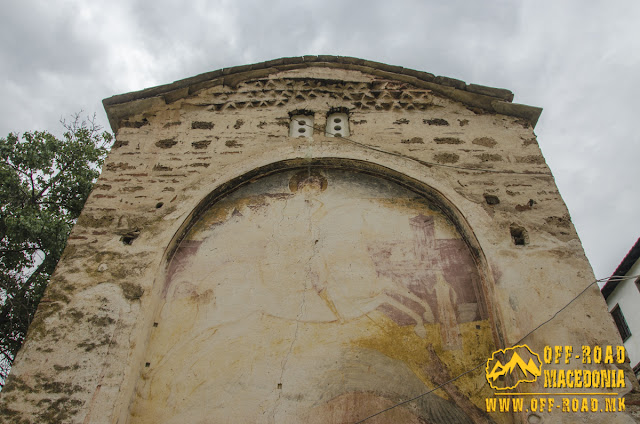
130,169 -> 494,423
0,59 -> 632,423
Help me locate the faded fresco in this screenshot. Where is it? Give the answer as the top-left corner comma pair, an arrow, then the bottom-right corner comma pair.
130,169 -> 498,423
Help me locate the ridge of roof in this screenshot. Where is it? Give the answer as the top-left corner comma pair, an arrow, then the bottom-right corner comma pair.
102,55 -> 542,132
601,237 -> 640,300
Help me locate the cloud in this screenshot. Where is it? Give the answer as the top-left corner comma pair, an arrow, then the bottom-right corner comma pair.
0,0 -> 638,277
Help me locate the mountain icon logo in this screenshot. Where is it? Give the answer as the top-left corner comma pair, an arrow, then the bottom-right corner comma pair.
485,344 -> 542,390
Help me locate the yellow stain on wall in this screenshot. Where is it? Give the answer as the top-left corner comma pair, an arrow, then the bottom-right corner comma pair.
353,312 -> 496,408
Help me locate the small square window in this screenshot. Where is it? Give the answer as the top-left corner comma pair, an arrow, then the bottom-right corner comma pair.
326,113 -> 349,138
611,304 -> 632,342
289,115 -> 313,138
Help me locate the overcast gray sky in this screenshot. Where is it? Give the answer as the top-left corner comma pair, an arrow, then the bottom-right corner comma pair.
1,0 -> 638,279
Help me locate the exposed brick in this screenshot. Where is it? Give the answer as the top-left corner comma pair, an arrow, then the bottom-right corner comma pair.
472,137 -> 497,148
225,140 -> 243,148
434,153 -> 460,164
434,137 -> 463,145
423,118 -> 449,126
192,140 -> 212,149
191,121 -> 214,130
112,140 -> 129,149
515,155 -> 545,165
156,139 -> 178,149
121,120 -> 149,128
476,153 -> 503,162
401,137 -> 424,144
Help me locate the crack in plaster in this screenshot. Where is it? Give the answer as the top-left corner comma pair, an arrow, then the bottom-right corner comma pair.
272,195 -> 290,260
82,306 -> 124,423
270,187 -> 317,422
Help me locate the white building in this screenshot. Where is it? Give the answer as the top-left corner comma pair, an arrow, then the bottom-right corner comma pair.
601,237 -> 640,378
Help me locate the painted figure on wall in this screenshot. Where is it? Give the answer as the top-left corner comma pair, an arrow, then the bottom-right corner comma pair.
130,169 -> 497,424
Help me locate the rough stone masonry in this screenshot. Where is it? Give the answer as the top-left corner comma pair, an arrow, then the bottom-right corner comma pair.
0,56 -> 635,424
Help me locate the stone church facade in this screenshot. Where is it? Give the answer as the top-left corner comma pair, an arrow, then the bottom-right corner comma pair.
0,56 -> 634,423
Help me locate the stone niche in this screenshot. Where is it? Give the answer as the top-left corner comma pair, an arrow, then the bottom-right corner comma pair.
0,56 -> 634,424
132,166 -> 493,423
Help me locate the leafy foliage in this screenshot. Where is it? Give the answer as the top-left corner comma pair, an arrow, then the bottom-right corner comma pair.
0,114 -> 112,386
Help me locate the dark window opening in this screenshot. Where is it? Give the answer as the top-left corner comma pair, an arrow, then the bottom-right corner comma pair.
484,194 -> 500,205
611,304 -> 632,342
510,225 -> 528,246
632,362 -> 640,380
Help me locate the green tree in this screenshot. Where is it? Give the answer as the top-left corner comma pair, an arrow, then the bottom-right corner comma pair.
0,114 -> 112,387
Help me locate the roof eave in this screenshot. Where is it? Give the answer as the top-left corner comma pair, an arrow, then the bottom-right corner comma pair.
601,237 -> 640,300
103,55 -> 542,133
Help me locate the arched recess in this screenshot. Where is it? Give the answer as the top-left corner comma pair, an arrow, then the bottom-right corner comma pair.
129,158 -> 505,424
